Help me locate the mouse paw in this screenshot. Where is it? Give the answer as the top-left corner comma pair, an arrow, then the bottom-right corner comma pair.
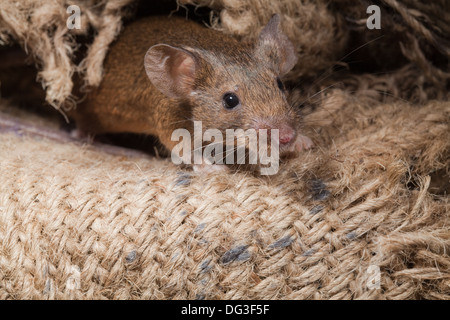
70,128 -> 94,143
294,134 -> 314,152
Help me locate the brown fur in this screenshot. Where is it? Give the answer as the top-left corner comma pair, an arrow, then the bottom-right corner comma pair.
72,15 -> 303,156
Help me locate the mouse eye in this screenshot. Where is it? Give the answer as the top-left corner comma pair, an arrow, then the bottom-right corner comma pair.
276,77 -> 285,91
223,92 -> 240,109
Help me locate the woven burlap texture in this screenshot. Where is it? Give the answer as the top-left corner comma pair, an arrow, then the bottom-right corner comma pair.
1,92 -> 448,299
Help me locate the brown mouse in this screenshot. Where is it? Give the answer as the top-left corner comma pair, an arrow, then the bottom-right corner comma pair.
71,14 -> 313,172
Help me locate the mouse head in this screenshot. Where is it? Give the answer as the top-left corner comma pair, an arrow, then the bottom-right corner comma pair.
145,14 -> 299,154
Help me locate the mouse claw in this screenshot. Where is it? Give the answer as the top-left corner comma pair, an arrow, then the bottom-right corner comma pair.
294,134 -> 314,152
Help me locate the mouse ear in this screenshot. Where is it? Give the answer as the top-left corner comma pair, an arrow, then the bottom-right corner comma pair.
257,14 -> 298,76
144,44 -> 197,99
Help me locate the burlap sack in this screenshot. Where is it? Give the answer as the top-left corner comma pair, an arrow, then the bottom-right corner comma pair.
0,0 -> 448,299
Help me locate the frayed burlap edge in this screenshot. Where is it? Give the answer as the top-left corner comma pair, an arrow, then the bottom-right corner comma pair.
0,0 -> 133,109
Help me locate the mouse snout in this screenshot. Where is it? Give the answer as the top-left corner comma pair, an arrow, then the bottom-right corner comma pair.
278,125 -> 295,145
254,120 -> 296,145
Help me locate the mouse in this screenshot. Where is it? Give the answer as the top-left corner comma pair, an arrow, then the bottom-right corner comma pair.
70,14 -> 313,172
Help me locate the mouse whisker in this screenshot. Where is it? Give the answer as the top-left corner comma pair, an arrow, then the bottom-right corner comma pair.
313,35 -> 385,88
297,82 -> 343,108
290,35 -> 385,96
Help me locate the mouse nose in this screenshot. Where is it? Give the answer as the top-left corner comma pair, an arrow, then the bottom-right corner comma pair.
279,125 -> 295,145
254,121 -> 296,145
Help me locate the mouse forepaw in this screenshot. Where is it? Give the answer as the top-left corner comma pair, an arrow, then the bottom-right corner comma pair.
70,128 -> 93,141
294,134 -> 314,152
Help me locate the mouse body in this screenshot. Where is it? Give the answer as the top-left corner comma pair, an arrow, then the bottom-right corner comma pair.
72,14 -> 312,170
